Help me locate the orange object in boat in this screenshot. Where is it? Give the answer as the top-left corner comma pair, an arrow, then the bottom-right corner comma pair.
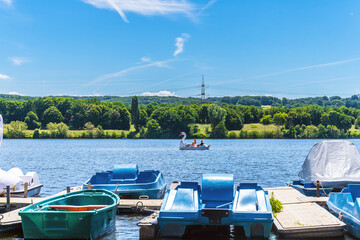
48,205 -> 107,212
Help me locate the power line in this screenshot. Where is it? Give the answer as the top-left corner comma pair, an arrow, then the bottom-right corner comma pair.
201,75 -> 206,102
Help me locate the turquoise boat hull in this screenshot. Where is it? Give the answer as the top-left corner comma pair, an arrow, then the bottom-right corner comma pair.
158,174 -> 273,238
327,184 -> 360,238
84,164 -> 166,199
19,189 -> 120,239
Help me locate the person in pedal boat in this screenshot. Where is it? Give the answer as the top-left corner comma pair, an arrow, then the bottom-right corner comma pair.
191,139 -> 197,146
197,140 -> 204,147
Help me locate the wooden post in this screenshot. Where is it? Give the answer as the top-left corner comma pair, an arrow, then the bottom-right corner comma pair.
316,180 -> 320,197
6,186 -> 10,211
88,183 -> 91,189
24,182 -> 28,198
66,186 -> 71,193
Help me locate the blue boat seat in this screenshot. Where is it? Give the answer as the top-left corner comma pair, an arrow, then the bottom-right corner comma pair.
112,164 -> 138,180
348,184 -> 360,201
171,188 -> 198,211
234,183 -> 259,212
201,174 -> 234,208
162,182 -> 199,212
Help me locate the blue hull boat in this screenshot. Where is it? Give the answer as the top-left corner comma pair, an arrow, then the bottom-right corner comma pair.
289,180 -> 332,197
327,184 -> 360,238
158,174 -> 273,238
84,164 -> 166,199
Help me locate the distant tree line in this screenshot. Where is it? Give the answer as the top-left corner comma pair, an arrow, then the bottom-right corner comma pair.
1,95 -> 360,139
2,94 -> 360,108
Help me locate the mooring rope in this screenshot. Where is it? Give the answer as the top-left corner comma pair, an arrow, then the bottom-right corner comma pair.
314,181 -> 330,197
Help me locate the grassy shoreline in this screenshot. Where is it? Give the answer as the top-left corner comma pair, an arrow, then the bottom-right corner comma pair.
3,123 -> 360,139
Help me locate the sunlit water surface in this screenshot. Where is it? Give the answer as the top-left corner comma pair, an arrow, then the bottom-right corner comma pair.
1,139 -> 359,240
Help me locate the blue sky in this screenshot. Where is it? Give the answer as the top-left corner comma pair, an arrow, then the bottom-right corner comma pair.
0,0 -> 360,98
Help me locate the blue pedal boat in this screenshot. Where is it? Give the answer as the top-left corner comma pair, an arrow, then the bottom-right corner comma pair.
158,174 -> 273,238
327,184 -> 360,238
83,164 -> 166,199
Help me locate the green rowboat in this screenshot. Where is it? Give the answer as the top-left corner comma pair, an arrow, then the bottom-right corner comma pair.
19,189 -> 120,239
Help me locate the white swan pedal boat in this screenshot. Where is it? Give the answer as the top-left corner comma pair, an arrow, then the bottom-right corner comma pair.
179,132 -> 210,150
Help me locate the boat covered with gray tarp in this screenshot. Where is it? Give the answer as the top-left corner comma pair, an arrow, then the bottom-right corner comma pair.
293,140 -> 360,190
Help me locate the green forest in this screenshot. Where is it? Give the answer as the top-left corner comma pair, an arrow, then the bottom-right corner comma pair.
1,94 -> 360,139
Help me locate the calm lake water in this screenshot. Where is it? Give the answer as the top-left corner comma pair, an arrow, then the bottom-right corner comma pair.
1,139 -> 359,240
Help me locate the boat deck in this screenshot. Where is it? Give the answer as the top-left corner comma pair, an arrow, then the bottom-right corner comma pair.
265,187 -> 345,238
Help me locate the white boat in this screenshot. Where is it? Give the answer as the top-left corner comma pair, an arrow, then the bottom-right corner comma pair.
0,115 -> 43,197
298,140 -> 360,188
179,132 -> 210,150
0,168 -> 43,197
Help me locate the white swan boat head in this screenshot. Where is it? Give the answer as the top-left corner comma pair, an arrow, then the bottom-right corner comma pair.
179,132 -> 210,150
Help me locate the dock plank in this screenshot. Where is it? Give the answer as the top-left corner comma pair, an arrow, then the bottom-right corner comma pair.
120,199 -> 162,209
276,203 -> 340,229
265,186 -> 328,204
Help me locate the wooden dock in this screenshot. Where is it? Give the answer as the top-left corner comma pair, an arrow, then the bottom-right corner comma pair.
266,187 -> 346,238
138,211 -> 159,240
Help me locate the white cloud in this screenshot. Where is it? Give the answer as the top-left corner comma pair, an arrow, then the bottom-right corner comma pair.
8,91 -> 23,96
9,57 -> 30,66
173,33 -> 190,56
87,58 -> 173,86
82,0 -> 197,23
58,93 -> 103,97
0,73 -> 11,80
140,56 -> 151,63
200,0 -> 217,13
214,57 -> 360,86
0,0 -> 13,6
141,90 -> 177,97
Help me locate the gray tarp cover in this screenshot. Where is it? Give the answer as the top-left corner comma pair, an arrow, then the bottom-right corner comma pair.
299,140 -> 360,188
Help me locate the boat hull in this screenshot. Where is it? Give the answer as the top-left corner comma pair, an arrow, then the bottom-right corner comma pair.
19,189 -> 119,240
327,185 -> 360,239
179,145 -> 210,150
10,184 -> 43,197
87,183 -> 166,199
84,166 -> 166,199
290,181 -> 331,196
